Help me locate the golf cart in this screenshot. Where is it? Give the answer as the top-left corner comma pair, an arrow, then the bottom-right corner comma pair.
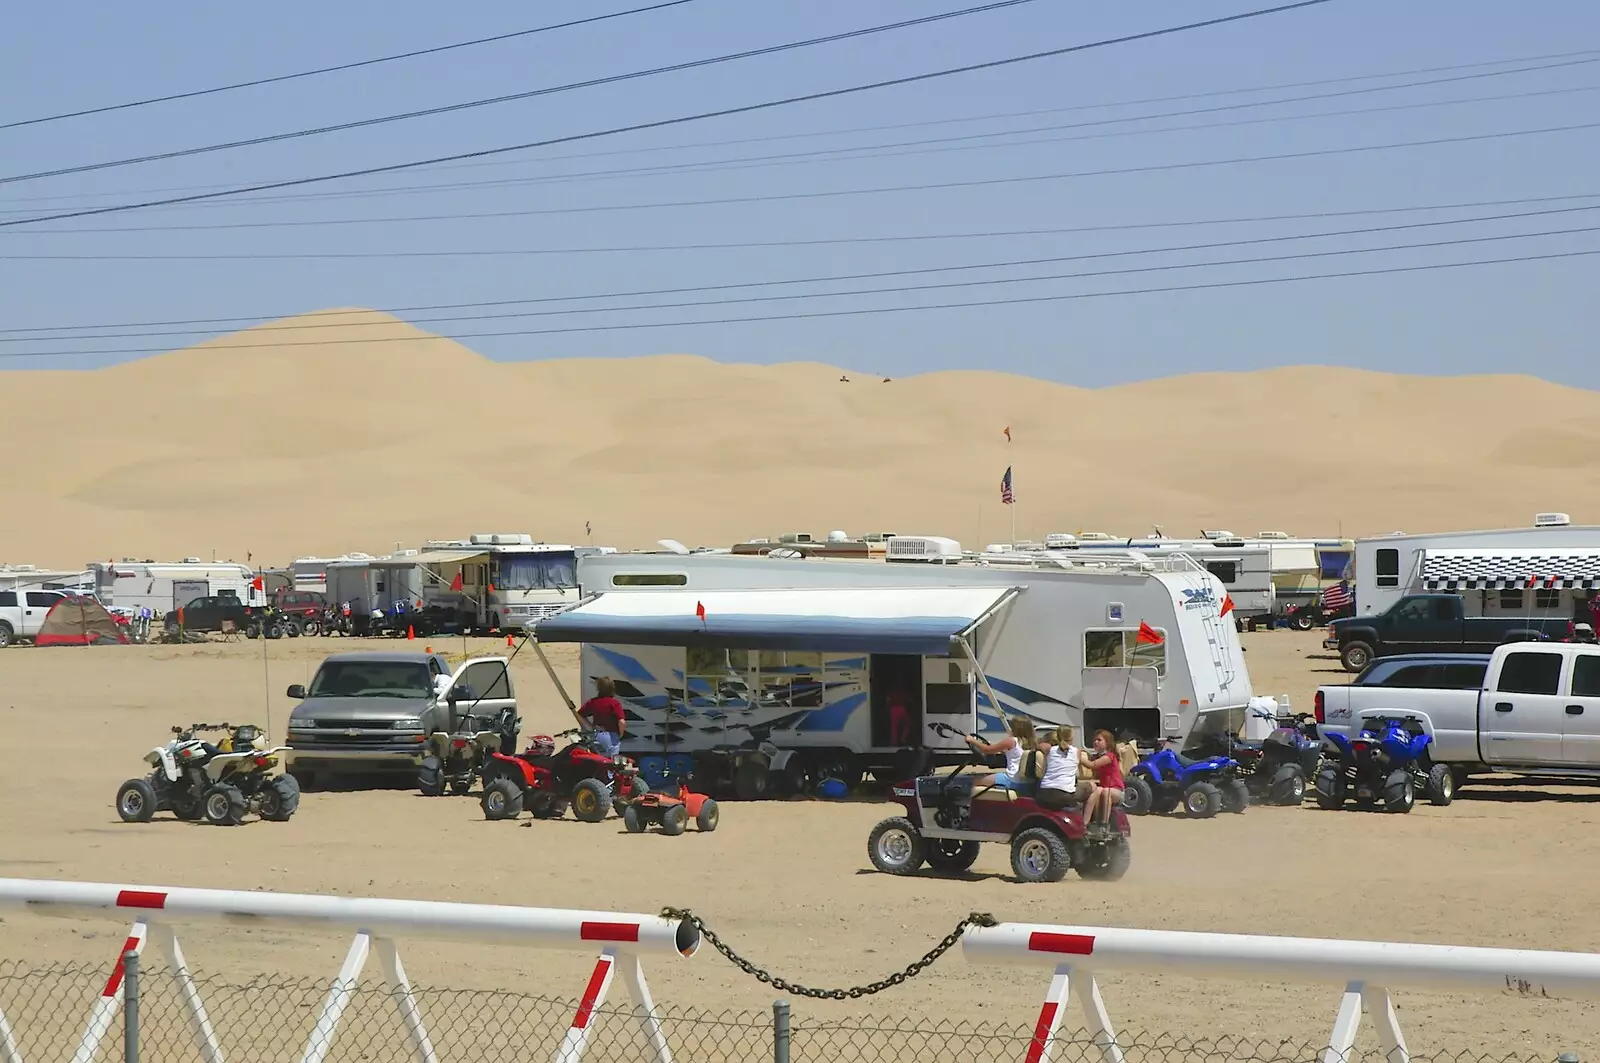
867,722 -> 1131,883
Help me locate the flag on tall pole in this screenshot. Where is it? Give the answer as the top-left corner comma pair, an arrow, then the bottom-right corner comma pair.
1000,466 -> 1014,505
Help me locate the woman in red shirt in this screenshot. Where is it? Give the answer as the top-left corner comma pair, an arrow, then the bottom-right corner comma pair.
577,676 -> 627,758
1082,729 -> 1124,839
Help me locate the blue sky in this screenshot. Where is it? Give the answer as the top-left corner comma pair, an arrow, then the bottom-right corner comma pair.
2,0 -> 1597,386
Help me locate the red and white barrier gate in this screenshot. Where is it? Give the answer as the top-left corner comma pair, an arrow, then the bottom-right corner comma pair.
963,922 -> 1600,1063
0,878 -> 699,1063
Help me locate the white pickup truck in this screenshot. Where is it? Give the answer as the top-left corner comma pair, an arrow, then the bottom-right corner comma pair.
1315,641 -> 1600,786
0,588 -> 71,647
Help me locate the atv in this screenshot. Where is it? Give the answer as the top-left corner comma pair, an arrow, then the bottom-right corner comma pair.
1193,708 -> 1322,806
867,724 -> 1130,884
418,694 -> 519,797
623,778 -> 720,836
479,727 -> 648,823
116,723 -> 300,826
1316,714 -> 1452,814
1122,743 -> 1246,818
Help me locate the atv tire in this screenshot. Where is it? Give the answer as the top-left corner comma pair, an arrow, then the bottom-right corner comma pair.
661,804 -> 689,836
1183,781 -> 1223,819
1315,766 -> 1346,809
116,778 -> 158,823
620,775 -> 650,806
571,778 -> 613,823
1426,764 -> 1455,806
1122,774 -> 1156,816
733,759 -> 770,801
1011,827 -> 1070,883
481,778 -> 523,821
1220,779 -> 1250,814
1382,769 -> 1416,814
1077,838 -> 1132,881
202,783 -> 247,826
925,839 -> 981,874
695,797 -> 720,832
1269,764 -> 1308,806
623,805 -> 646,833
259,775 -> 300,822
418,756 -> 445,797
867,817 -> 925,876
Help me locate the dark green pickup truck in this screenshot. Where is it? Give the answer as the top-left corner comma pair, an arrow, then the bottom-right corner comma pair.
1325,593 -> 1572,673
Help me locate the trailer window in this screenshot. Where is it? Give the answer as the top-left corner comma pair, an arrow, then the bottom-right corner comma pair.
686,647 -> 750,707
1534,589 -> 1561,610
1204,561 -> 1237,584
1083,628 -> 1166,676
1497,651 -> 1562,696
756,650 -> 823,708
1375,548 -> 1399,588
1498,590 -> 1524,610
611,573 -> 688,586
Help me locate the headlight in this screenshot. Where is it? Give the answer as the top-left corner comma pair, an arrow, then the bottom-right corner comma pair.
393,718 -> 423,730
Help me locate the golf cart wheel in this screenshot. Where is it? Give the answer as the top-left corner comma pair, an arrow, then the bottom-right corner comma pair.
1220,779 -> 1250,814
1315,767 -> 1345,809
1010,827 -> 1070,883
867,817 -> 925,876
481,778 -> 523,821
1182,781 -> 1223,819
1121,775 -> 1155,816
259,775 -> 300,822
116,778 -> 158,823
571,779 -> 613,823
696,797 -> 720,832
925,839 -> 981,874
1426,764 -> 1455,806
623,805 -> 646,833
1382,770 -> 1415,814
1269,764 -> 1307,806
661,804 -> 689,837
418,756 -> 445,797
1077,839 -> 1131,882
202,783 -> 246,827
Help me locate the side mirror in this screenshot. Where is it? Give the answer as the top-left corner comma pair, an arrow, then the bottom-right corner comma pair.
286,684 -> 306,699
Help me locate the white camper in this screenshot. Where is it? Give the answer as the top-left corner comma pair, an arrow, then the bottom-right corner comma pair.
1041,537 -> 1279,626
414,534 -> 604,631
288,554 -> 375,593
529,544 -> 1252,797
89,560 -> 262,617
1352,513 -> 1600,619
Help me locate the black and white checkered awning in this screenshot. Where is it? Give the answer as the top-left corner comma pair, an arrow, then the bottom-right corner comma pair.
1420,549 -> 1600,591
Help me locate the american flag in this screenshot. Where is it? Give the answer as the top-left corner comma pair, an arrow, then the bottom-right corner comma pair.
1000,465 -> 1014,505
1321,581 -> 1353,611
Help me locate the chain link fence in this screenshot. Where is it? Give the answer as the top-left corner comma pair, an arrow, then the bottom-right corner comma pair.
0,958 -> 1577,1063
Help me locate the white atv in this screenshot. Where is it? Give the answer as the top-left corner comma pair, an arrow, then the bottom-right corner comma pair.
116,722 -> 300,826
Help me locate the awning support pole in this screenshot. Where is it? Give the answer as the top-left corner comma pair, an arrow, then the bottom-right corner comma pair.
531,640 -> 580,719
956,586 -> 1023,642
955,635 -> 1008,725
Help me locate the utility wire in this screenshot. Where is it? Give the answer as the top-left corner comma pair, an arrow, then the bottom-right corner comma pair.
0,0 -> 1340,228
0,1 -> 702,132
0,0 -> 1042,186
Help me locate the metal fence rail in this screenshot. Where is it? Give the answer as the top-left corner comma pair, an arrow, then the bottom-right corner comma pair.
0,959 -> 1576,1063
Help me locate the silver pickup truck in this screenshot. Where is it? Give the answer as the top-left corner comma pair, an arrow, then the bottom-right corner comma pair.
1315,642 -> 1600,787
284,651 -> 517,789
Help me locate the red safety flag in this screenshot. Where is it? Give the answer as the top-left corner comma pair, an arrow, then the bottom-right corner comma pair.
1527,574 -> 1538,588
1136,621 -> 1164,645
250,575 -> 264,592
696,600 -> 706,623
487,583 -> 496,593
1219,594 -> 1235,618
450,571 -> 464,592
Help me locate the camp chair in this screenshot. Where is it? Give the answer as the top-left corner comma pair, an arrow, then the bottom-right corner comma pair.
218,618 -> 241,642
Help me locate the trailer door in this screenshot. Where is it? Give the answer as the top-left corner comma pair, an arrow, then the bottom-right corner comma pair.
922,657 -> 976,749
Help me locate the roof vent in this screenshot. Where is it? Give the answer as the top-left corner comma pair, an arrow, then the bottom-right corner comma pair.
182,557 -> 201,564
1534,512 -> 1571,527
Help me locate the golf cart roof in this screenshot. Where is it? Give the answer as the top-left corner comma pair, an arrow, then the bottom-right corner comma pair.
530,586 -> 1019,655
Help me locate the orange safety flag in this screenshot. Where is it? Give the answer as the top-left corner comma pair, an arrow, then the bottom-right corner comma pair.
250,575 -> 264,592
1219,594 -> 1235,618
1136,621 -> 1164,645
488,583 -> 496,593
177,607 -> 185,627
696,600 -> 706,623
449,571 -> 464,592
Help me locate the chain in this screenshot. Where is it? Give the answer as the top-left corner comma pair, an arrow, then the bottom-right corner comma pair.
661,907 -> 997,1000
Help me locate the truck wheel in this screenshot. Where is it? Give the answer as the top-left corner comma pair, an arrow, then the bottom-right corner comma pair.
1426,764 -> 1455,806
0,621 -> 13,649
1382,770 -> 1415,813
1182,781 -> 1223,819
867,817 -> 925,875
1121,775 -> 1155,816
1269,764 -> 1307,806
1010,827 -> 1070,883
1340,642 -> 1374,673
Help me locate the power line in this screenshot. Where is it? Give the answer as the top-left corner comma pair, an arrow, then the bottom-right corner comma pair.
0,1 -> 702,132
9,193 -> 1597,264
0,0 -> 1042,186
0,0 -> 1340,228
6,222 -> 1595,355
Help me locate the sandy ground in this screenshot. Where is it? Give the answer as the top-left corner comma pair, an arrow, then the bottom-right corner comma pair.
1,629 -> 1595,1057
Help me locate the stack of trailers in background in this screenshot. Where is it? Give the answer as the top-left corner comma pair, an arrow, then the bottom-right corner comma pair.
89,558 -> 262,618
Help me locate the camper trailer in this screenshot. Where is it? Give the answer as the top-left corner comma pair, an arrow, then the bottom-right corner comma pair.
89,560 -> 262,617
324,555 -> 427,624
1040,537 -> 1279,626
1351,513 -> 1600,619
288,554 -> 375,593
529,543 -> 1252,797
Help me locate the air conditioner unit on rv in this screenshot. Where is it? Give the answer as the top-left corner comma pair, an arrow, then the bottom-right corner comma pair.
1044,533 -> 1077,549
1534,513 -> 1571,527
885,536 -> 962,563
1078,531 -> 1116,542
1258,530 -> 1290,539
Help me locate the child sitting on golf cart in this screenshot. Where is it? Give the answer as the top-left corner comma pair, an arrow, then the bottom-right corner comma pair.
1033,725 -> 1087,811
1082,729 -> 1124,839
964,717 -> 1038,794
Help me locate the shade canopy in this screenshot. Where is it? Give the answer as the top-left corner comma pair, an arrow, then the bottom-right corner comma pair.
1421,548 -> 1600,590
531,586 -> 1019,655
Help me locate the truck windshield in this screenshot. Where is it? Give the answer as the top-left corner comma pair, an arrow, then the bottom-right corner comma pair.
308,661 -> 432,698
495,552 -> 577,591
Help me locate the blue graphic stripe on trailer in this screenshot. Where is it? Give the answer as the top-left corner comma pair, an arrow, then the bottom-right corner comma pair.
592,646 -> 657,683
796,691 -> 868,732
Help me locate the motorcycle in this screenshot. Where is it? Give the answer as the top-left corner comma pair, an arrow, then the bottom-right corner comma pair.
115,722 -> 300,826
1316,714 -> 1453,814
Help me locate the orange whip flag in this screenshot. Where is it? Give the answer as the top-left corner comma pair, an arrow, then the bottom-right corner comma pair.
696,600 -> 707,625
449,571 -> 464,592
1136,621 -> 1165,645
250,575 -> 264,592
1219,594 -> 1235,618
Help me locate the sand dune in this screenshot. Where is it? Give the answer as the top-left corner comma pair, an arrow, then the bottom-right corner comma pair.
4,307 -> 1598,568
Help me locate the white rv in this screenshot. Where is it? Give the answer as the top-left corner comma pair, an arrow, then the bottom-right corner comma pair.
1352,513 -> 1600,619
89,560 -> 263,617
529,541 -> 1253,797
414,534 -> 610,631
288,554 -> 375,593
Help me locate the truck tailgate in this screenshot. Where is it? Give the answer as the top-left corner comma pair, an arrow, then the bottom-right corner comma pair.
1317,685 -> 1482,763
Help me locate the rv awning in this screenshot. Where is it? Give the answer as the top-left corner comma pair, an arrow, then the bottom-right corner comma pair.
1421,549 -> 1600,590
404,549 -> 485,566
530,586 -> 1021,655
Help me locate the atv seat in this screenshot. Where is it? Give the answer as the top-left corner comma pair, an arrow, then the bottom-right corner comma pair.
1172,752 -> 1211,769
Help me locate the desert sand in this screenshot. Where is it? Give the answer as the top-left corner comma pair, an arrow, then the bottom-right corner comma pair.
3,308 -> 1599,569
0,630 -> 1595,1059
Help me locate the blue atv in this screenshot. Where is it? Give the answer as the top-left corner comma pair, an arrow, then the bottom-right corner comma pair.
1315,714 -> 1453,813
1122,744 -> 1246,819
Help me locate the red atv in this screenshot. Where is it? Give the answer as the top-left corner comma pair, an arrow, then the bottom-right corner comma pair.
867,725 -> 1130,883
479,727 -> 647,823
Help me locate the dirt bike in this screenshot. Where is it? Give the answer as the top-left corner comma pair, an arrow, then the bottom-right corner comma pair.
116,723 -> 300,826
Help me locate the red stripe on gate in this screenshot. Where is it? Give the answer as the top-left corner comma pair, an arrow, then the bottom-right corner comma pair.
116,890 -> 167,910
1028,932 -> 1095,955
101,936 -> 141,997
1024,1001 -> 1060,1063
571,956 -> 613,1031
580,921 -> 640,943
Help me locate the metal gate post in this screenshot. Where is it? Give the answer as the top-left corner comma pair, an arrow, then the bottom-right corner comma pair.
772,1000 -> 790,1063
122,951 -> 139,1063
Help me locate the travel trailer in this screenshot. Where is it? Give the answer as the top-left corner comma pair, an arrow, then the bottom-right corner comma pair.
528,541 -> 1253,797
1351,513 -> 1600,619
287,554 -> 376,593
89,560 -> 263,617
